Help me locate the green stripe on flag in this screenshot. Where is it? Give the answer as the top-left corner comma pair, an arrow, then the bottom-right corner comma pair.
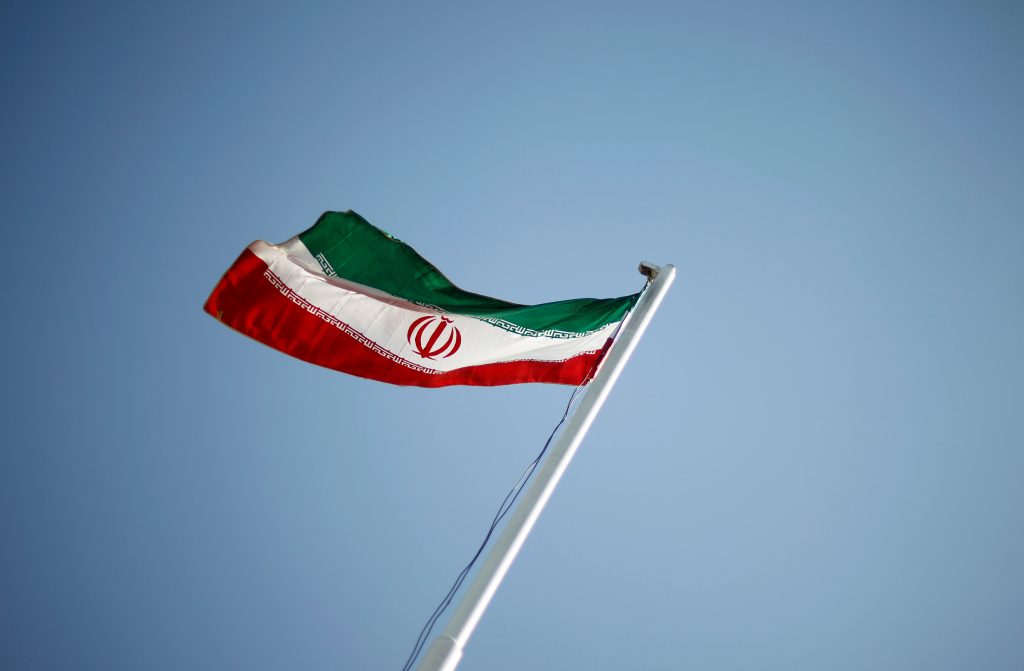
298,211 -> 639,333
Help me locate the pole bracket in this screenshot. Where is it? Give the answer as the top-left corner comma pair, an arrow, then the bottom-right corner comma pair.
638,261 -> 661,279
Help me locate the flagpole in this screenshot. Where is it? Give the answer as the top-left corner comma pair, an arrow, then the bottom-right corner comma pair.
416,261 -> 676,671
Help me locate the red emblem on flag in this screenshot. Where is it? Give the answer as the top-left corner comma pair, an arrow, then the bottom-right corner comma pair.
407,315 -> 462,360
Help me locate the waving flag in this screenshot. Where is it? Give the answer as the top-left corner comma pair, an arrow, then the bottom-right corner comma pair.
204,211 -> 639,387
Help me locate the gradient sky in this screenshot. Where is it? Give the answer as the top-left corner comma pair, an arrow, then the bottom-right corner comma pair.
2,2 -> 1023,670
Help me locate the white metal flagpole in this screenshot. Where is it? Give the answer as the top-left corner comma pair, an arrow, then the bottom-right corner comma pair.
416,261 -> 676,671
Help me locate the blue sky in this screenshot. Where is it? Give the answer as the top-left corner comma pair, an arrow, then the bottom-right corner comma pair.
2,2 -> 1023,669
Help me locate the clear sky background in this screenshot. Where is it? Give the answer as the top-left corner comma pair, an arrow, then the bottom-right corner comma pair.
2,2 -> 1023,670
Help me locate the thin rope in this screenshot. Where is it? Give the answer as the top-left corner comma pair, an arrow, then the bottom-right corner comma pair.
399,380 -> 589,671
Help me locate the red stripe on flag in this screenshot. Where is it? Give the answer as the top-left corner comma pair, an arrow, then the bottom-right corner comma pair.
203,249 -> 609,387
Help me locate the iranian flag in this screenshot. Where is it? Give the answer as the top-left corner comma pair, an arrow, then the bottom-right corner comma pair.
204,211 -> 639,387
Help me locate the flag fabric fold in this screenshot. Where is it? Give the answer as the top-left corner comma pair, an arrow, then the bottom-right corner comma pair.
204,211 -> 640,387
